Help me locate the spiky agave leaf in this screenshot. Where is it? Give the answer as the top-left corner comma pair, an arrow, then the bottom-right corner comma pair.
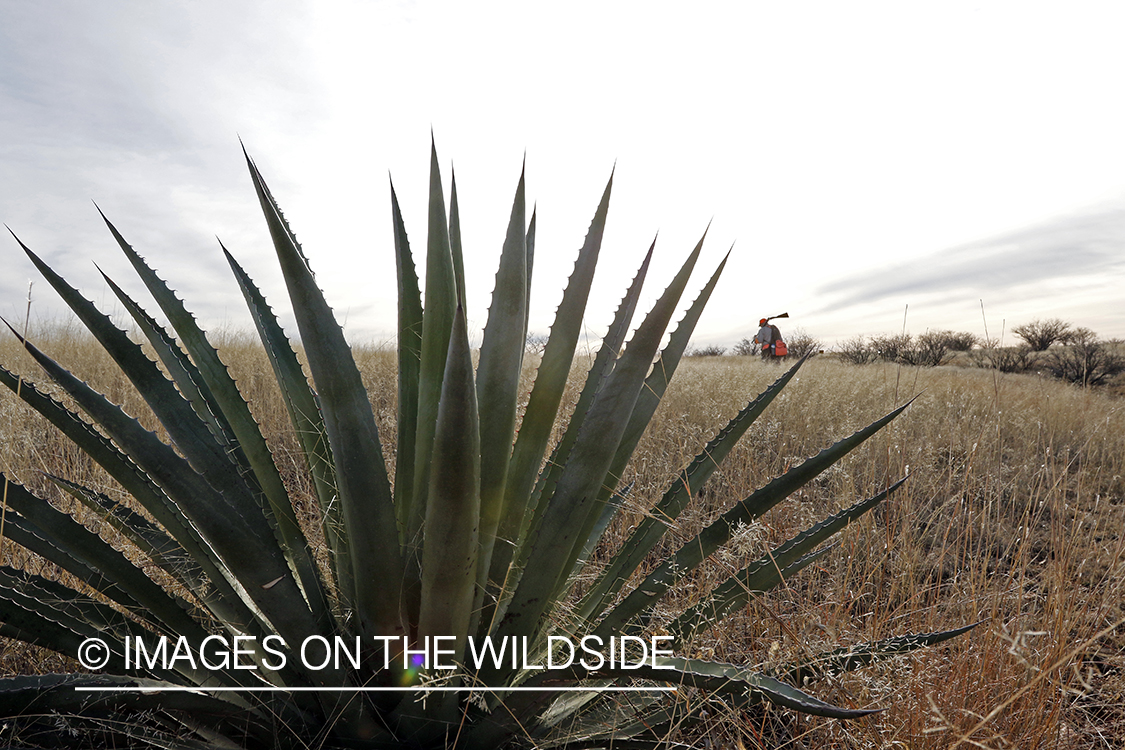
668,478 -> 909,645
0,364 -> 263,635
784,622 -> 982,683
222,244 -> 347,606
492,233 -> 706,659
591,399 -> 914,641
390,180 -> 423,550
97,214 -> 333,631
485,238 -> 652,619
0,674 -> 286,748
1,296 -> 365,730
419,304 -> 480,651
475,403 -> 921,744
474,168 -> 528,608
245,150 -> 403,650
0,477 -> 210,649
532,655 -> 882,719
572,354 -> 810,628
2,329 -> 275,636
488,172 -> 613,591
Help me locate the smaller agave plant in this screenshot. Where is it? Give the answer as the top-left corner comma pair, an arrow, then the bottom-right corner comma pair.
0,141 -> 974,749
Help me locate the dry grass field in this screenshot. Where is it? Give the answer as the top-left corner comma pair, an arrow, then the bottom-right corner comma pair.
1,324 -> 1122,749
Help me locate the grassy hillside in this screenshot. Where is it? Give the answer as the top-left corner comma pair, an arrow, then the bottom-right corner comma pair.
1,326 -> 1122,748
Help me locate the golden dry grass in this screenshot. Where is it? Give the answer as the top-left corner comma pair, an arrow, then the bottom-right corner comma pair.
1,324 -> 1122,749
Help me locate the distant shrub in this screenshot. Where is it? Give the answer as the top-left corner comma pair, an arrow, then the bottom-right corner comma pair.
871,333 -> 912,363
835,330 -> 972,367
732,337 -> 759,356
1012,318 -> 1073,351
687,344 -> 727,357
838,331 -> 953,368
970,341 -> 1036,373
837,335 -> 875,365
1041,328 -> 1125,386
911,331 -> 954,367
786,327 -> 821,359
937,330 -> 979,351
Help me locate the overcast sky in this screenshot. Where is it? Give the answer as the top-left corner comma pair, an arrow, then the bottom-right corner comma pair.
3,0 -> 1124,352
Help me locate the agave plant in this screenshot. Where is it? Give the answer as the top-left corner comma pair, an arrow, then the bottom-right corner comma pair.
0,142 -> 973,749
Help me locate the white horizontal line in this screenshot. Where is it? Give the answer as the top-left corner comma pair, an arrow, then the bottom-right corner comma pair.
74,686 -> 677,693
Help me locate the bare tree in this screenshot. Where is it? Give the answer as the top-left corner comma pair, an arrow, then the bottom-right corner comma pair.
837,335 -> 875,365
1011,318 -> 1072,351
936,330 -> 978,351
907,331 -> 953,367
870,333 -> 912,362
786,327 -> 821,359
970,339 -> 1035,373
1042,328 -> 1125,386
732,337 -> 760,356
525,332 -> 549,355
687,344 -> 727,357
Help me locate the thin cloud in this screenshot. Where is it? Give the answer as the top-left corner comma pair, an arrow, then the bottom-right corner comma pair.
814,203 -> 1125,312
0,1 -> 321,329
